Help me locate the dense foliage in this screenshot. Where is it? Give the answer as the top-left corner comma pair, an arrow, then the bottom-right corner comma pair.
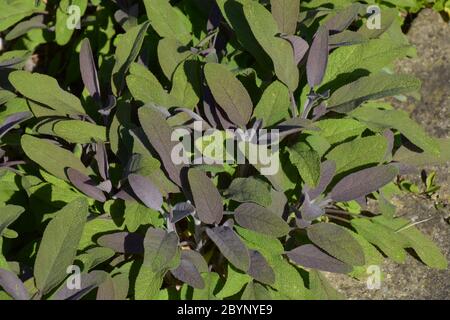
0,0 -> 448,300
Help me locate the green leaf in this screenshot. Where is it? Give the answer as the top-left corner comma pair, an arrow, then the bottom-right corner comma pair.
216,0 -> 272,70
170,60 -> 201,110
288,143 -> 321,188
0,239 -> 10,271
77,247 -> 115,271
235,226 -> 306,299
307,223 -> 365,266
55,0 -> 88,45
0,0 -> 45,32
310,118 -> 367,145
127,62 -> 176,107
308,270 -> 345,300
378,192 -> 396,219
347,231 -> 384,280
53,120 -> 107,144
325,135 -> 388,175
351,218 -> 407,263
5,15 -> 46,42
270,255 -> 307,299
235,226 -> 284,257
241,281 -> 272,300
138,106 -> 182,186
0,90 -> 16,106
78,218 -> 119,251
97,273 -> 129,300
244,1 -> 299,91
123,201 -> 164,233
21,135 -> 93,181
143,0 -> 192,45
322,38 -> 413,88
34,197 -> 89,295
234,203 -> 290,238
373,216 -> 448,270
351,105 -> 441,155
357,7 -> 398,39
252,81 -> 290,127
224,177 -> 272,207
0,205 -> 24,236
157,37 -> 192,80
111,21 -> 150,96
394,138 -> 450,166
270,0 -> 300,35
216,264 -> 251,298
204,63 -> 253,127
135,228 -> 179,300
134,264 -> 165,300
327,73 -> 421,113
143,228 -> 179,273
192,272 -> 220,300
9,71 -> 85,115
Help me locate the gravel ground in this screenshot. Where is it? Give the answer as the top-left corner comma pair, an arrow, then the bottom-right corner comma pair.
325,9 -> 450,300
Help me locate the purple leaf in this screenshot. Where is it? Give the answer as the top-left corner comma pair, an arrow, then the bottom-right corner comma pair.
312,102 -> 328,120
0,205 -> 24,235
234,203 -> 290,237
329,30 -> 366,49
0,268 -> 30,300
171,202 -> 195,223
330,165 -> 399,202
0,57 -> 26,69
138,106 -> 183,186
300,192 -> 324,221
207,2 -> 221,32
143,228 -> 179,272
206,226 -> 250,271
187,168 -> 223,225
324,4 -> 361,32
296,218 -> 312,229
247,250 -> 275,285
95,142 -> 109,180
286,244 -> 352,274
181,250 -> 208,273
97,180 -> 112,193
114,9 -> 129,27
0,111 -> 32,139
267,118 -> 316,141
52,271 -> 107,300
383,129 -> 395,161
5,15 -> 46,41
98,95 -> 116,116
128,174 -> 163,211
80,38 -> 101,103
307,26 -> 329,88
97,232 -> 144,254
201,85 -> 235,130
281,35 -> 309,65
307,223 -> 365,266
67,168 -> 106,202
171,259 -> 205,289
113,188 -> 135,201
201,86 -> 218,127
307,160 -> 336,200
